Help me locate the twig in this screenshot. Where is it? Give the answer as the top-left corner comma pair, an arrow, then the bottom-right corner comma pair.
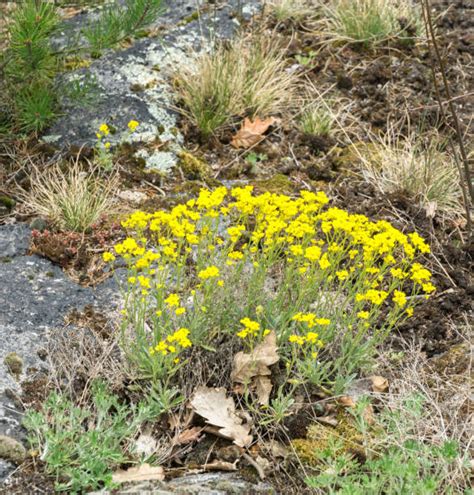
421,0 -> 473,236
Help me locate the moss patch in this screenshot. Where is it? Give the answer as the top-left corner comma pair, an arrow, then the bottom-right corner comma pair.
292,414 -> 364,467
4,352 -> 23,379
252,174 -> 293,195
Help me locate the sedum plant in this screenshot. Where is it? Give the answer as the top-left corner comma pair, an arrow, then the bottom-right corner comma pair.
106,187 -> 436,398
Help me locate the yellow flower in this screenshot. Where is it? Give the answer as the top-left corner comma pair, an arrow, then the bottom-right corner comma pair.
228,251 -> 244,260
289,335 -> 305,345
165,293 -> 180,307
198,265 -> 220,279
357,311 -> 369,319
392,290 -> 407,307
99,123 -> 110,135
102,252 -> 115,262
104,142 -> 111,149
319,253 -> 330,270
336,270 -> 349,281
175,307 -> 186,316
128,119 -> 139,132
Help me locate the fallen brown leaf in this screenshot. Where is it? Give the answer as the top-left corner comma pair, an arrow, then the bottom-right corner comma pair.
337,395 -> 357,408
231,117 -> 278,149
232,331 -> 279,405
316,415 -> 339,427
254,376 -> 273,406
370,375 -> 389,393
190,386 -> 253,447
112,464 -> 165,484
176,427 -> 204,445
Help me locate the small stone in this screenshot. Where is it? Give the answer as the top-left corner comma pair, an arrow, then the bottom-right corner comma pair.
4,352 -> 23,379
0,436 -> 26,465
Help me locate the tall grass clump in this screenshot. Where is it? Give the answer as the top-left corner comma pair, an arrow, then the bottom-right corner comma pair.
359,131 -> 463,220
105,187 -> 436,403
176,37 -> 297,137
321,0 -> 422,46
24,160 -> 118,232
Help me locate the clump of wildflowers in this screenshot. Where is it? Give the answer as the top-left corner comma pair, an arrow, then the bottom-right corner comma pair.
111,186 -> 435,395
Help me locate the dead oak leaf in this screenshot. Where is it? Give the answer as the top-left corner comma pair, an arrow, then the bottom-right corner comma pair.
231,331 -> 279,405
370,375 -> 389,393
190,386 -> 253,447
231,117 -> 278,149
112,463 -> 165,484
176,427 -> 204,445
254,376 -> 273,406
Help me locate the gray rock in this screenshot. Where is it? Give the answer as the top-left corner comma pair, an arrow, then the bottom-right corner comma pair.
0,223 -> 121,479
90,472 -> 276,495
0,435 -> 26,465
0,224 -> 31,259
43,0 -> 260,171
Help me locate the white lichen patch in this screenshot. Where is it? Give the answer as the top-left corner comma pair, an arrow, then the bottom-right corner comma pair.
136,149 -> 178,173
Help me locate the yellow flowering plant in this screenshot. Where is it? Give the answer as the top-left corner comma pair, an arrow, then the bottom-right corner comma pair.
94,120 -> 139,171
108,186 -> 435,396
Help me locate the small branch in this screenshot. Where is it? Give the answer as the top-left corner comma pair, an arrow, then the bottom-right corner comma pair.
421,0 -> 473,235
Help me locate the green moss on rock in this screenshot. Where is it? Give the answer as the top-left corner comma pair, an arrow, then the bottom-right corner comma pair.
178,151 -> 212,181
292,414 -> 364,467
252,174 -> 293,195
4,352 -> 23,379
0,195 -> 15,209
0,435 -> 26,464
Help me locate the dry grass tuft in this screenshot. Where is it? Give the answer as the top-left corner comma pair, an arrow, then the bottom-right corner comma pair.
270,0 -> 314,22
358,129 -> 463,220
320,0 -> 422,46
176,35 -> 297,137
22,157 -> 118,232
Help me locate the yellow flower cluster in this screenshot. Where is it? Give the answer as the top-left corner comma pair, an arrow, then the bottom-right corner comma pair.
198,265 -> 220,279
237,317 -> 260,339
149,328 -> 192,357
292,313 -> 331,328
114,186 -> 435,364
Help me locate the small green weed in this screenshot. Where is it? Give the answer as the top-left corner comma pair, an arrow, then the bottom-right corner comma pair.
23,381 -> 162,493
245,151 -> 268,167
295,51 -> 317,66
